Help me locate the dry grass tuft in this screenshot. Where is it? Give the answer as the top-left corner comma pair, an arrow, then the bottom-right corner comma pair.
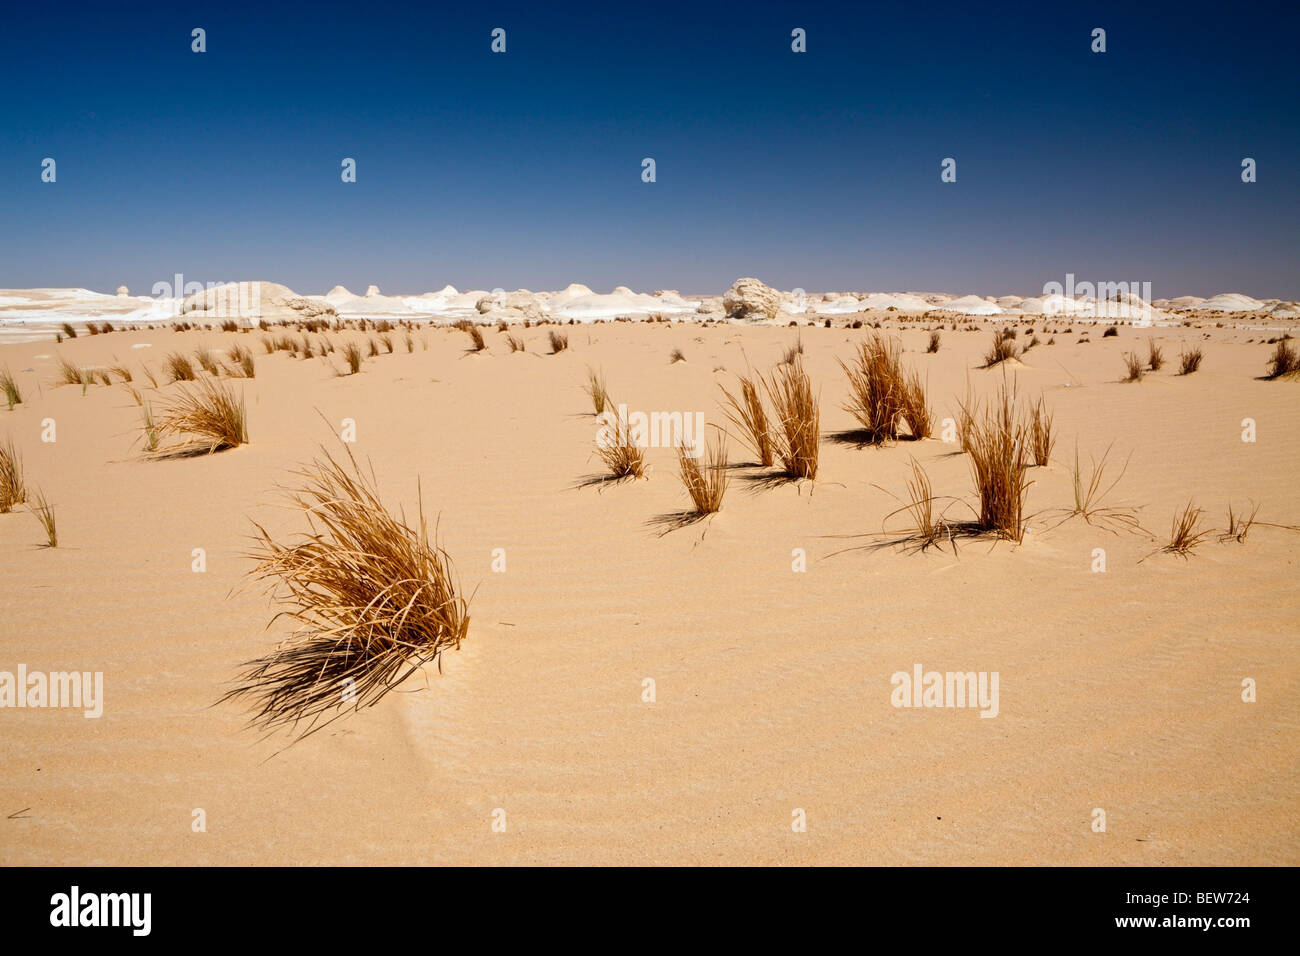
223,446 -> 470,739
1158,501 -> 1213,558
342,341 -> 363,374
1179,347 -> 1203,375
506,334 -> 525,353
1147,338 -> 1164,372
585,367 -> 609,414
55,355 -> 90,387
881,458 -> 955,552
164,352 -> 197,382
1220,501 -> 1260,543
195,347 -> 220,376
153,377 -> 248,453
1265,339 -> 1298,379
962,381 -> 1030,540
0,436 -> 26,512
1,366 -> 21,407
900,369 -> 931,439
669,347 -> 686,364
781,335 -> 804,366
595,407 -> 647,479
926,330 -> 941,353
1050,442 -> 1143,534
227,343 -> 256,378
29,487 -> 57,547
983,331 -> 1021,367
549,330 -> 569,354
1122,351 -> 1145,382
1029,396 -> 1054,466
677,434 -> 728,514
762,358 -> 819,479
720,372 -> 773,466
466,326 -> 485,351
840,334 -> 928,442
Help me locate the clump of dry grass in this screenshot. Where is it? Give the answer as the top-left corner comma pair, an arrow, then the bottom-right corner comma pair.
720,372 -> 773,466
840,334 -> 928,442
1102,325 -> 1119,338
595,407 -> 646,479
677,434 -> 728,514
55,355 -> 90,387
506,334 -> 525,353
762,358 -> 819,479
881,458 -> 955,552
1265,339 -> 1298,379
585,367 -> 609,414
1147,338 -> 1164,372
227,343 -> 256,378
0,437 -> 26,512
781,335 -> 804,366
1,366 -> 21,407
153,377 -> 248,453
926,330 -> 941,353
1220,501 -> 1260,543
900,369 -> 931,439
194,347 -> 221,376
108,362 -> 132,384
29,487 -> 56,548
669,348 -> 686,364
223,447 -> 470,739
983,331 -> 1020,367
1154,501 -> 1213,558
140,400 -> 159,452
962,382 -> 1030,540
404,332 -> 415,353
1029,396 -> 1054,466
164,352 -> 197,382
1049,442 -> 1142,533
367,337 -> 380,358
379,332 -> 394,354
342,341 -> 363,374
60,322 -> 77,339
1179,347 -> 1203,375
549,330 -> 569,353
1122,351 -> 1145,382
466,326 -> 485,351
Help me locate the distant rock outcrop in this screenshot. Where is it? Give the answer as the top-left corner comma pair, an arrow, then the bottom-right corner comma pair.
723,277 -> 779,321
180,281 -> 336,325
116,285 -> 129,296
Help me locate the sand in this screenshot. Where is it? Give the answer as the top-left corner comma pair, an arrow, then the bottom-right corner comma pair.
1,315 -> 1297,865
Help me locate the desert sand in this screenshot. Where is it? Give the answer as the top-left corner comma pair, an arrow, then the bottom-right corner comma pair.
1,306 -> 1297,865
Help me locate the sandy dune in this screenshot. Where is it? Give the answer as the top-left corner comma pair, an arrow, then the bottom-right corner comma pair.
1,315 -> 1296,865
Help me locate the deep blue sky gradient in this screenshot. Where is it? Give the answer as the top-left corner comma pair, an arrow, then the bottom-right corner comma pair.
2,0 -> 1297,297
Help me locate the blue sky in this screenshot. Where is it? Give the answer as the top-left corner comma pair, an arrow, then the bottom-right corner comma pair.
2,0 -> 1297,297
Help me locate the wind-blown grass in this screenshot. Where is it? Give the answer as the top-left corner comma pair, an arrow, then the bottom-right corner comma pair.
29,488 -> 56,548
762,358 -> 819,479
677,434 -> 728,514
719,372 -> 773,466
154,377 -> 248,453
595,406 -> 646,478
223,446 -> 470,739
0,437 -> 26,512
0,366 -> 21,407
963,381 -> 1030,540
